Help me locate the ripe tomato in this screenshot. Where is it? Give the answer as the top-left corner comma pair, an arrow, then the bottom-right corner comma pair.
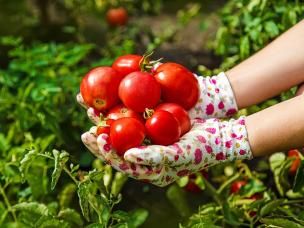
230,180 -> 247,194
96,126 -> 110,136
112,54 -> 143,78
119,72 -> 161,112
145,110 -> 181,146
96,119 -> 114,136
110,117 -> 145,156
153,63 -> 199,110
106,7 -> 128,27
156,103 -> 191,136
288,149 -> 301,175
80,67 -> 121,111
107,104 -> 144,122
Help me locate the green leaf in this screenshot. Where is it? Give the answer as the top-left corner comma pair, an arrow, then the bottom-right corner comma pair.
58,208 -> 83,226
293,160 -> 304,192
19,149 -> 38,180
260,218 -> 303,227
264,21 -> 279,38
51,150 -> 69,190
77,181 -> 91,221
13,202 -> 49,216
259,199 -> 284,216
59,183 -> 77,208
111,172 -> 128,197
129,209 -> 149,227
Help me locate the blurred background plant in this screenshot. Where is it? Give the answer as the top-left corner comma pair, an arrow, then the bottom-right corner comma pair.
1,0 -> 304,227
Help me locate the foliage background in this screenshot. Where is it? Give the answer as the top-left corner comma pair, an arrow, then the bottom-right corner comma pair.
1,0 -> 304,227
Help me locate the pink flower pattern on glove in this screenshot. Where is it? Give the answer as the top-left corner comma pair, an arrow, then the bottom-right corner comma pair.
189,72 -> 238,119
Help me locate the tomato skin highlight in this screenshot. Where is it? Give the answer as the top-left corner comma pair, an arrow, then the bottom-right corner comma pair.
154,62 -> 199,110
119,72 -> 161,112
156,103 -> 191,136
288,149 -> 301,175
107,104 -> 144,122
145,110 -> 181,146
80,67 -> 122,111
110,117 -> 146,156
106,7 -> 128,26
230,180 -> 247,194
112,55 -> 143,78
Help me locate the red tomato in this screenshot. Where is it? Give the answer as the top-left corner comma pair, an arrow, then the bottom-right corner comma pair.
288,149 -> 301,175
153,63 -> 199,110
96,119 -> 114,136
110,117 -> 145,156
96,126 -> 110,136
80,67 -> 121,111
107,104 -> 144,122
112,55 -> 143,78
145,110 -> 181,146
106,7 -> 128,27
156,103 -> 191,136
230,180 -> 247,194
119,72 -> 161,112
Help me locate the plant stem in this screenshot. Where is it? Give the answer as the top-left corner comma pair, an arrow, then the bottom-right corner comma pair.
203,178 -> 222,206
0,184 -> 17,222
63,167 -> 79,184
217,173 -> 240,194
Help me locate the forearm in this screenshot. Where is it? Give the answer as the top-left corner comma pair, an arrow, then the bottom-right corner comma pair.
246,94 -> 304,157
226,20 -> 304,109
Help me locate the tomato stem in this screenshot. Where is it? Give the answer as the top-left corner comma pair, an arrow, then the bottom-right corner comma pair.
143,108 -> 154,119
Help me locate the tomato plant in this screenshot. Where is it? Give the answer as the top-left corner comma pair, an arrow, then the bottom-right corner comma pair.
110,117 -> 146,156
154,63 -> 199,110
119,72 -> 161,112
80,67 -> 122,111
145,110 -> 181,145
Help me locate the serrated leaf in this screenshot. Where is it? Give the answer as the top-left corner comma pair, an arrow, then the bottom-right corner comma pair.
19,149 -> 37,180
51,150 -> 69,190
260,218 -> 303,227
77,181 -> 91,221
58,208 -> 83,226
13,202 -> 49,216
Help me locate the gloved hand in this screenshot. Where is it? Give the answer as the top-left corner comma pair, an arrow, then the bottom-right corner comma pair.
81,117 -> 252,186
77,71 -> 245,187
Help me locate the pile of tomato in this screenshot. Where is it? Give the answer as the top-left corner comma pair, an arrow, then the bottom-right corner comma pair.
80,54 -> 199,156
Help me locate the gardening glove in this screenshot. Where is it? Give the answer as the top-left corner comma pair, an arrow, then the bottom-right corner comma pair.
81,117 -> 252,187
188,72 -> 238,119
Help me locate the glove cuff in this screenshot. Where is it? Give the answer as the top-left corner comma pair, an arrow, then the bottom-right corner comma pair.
219,116 -> 253,161
189,72 -> 238,119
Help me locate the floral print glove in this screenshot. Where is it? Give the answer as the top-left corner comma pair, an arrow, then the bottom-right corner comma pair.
189,72 -> 238,119
81,117 -> 252,187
